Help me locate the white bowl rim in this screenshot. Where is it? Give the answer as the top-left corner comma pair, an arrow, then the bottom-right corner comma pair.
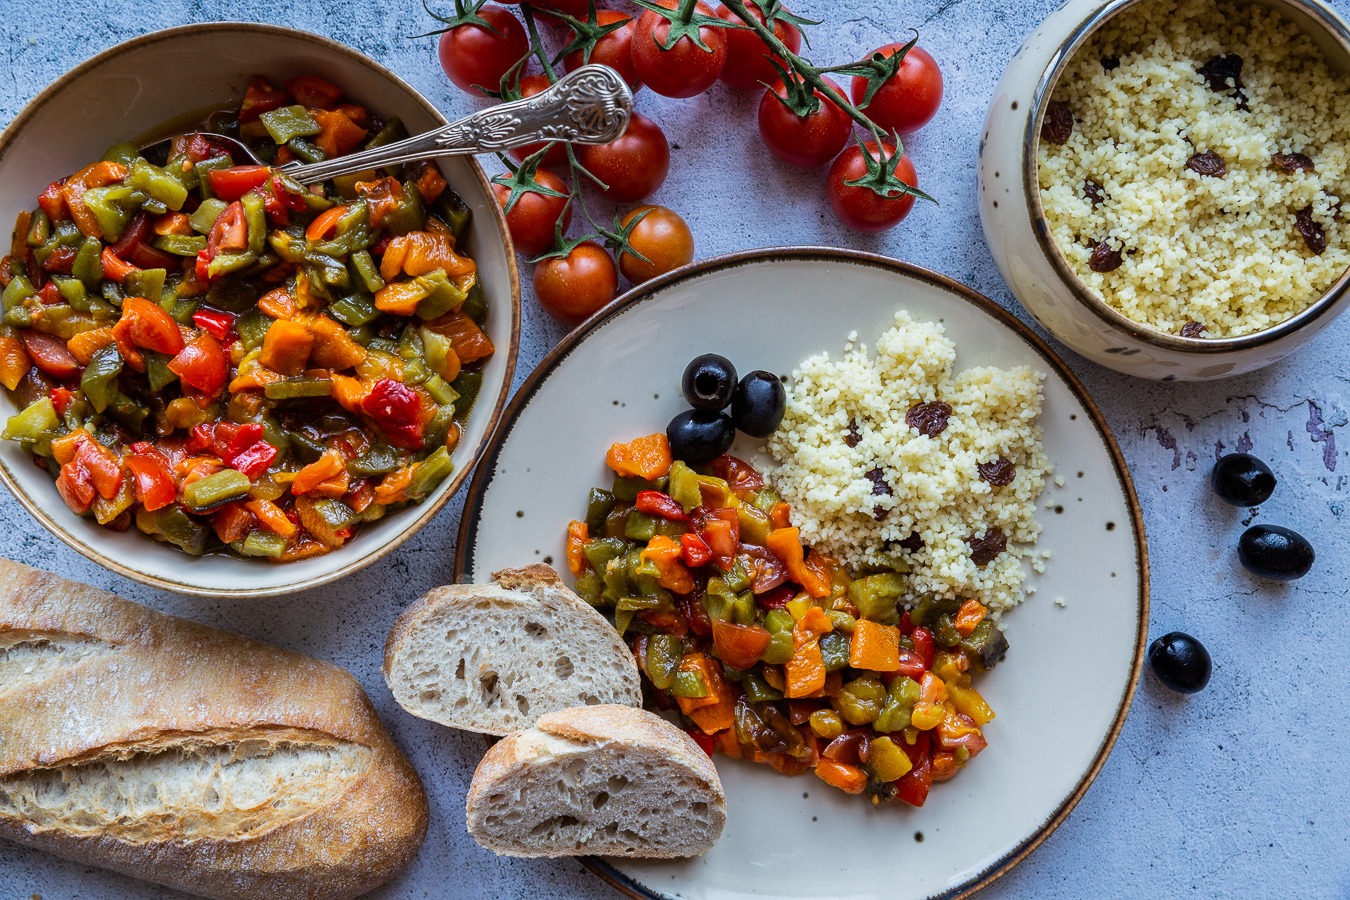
0,21 -> 522,597
1019,0 -> 1350,355
453,246 -> 1152,900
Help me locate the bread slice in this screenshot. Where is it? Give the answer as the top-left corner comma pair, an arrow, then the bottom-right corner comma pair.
383,564 -> 641,736
465,704 -> 725,858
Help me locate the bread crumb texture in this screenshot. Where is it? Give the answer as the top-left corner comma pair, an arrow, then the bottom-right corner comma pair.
766,311 -> 1048,615
1038,0 -> 1350,336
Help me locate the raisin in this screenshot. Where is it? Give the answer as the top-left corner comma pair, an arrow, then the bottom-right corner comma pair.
1101,56 -> 1120,71
1041,101 -> 1074,145
897,533 -> 925,553
865,467 -> 892,496
978,456 -> 1017,487
1084,179 -> 1105,207
1186,151 -> 1226,178
1272,152 -> 1315,174
1295,207 -> 1327,255
1089,240 -> 1124,272
969,528 -> 1008,567
1197,54 -> 1243,93
1179,321 -> 1207,338
873,506 -> 889,522
905,401 -> 953,438
845,417 -> 861,448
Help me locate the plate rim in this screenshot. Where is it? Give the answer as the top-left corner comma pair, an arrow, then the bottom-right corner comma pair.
453,246 -> 1150,900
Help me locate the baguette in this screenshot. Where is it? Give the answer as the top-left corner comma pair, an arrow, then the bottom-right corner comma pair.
465,704 -> 725,858
0,558 -> 428,900
383,564 -> 641,736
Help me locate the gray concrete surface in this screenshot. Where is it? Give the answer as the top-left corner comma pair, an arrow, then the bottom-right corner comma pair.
0,0 -> 1346,897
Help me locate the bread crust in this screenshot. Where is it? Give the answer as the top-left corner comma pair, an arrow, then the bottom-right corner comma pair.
382,565 -> 641,735
465,704 -> 726,858
0,558 -> 428,900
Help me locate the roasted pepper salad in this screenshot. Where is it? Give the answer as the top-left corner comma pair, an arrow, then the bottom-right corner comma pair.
0,74 -> 494,560
567,434 -> 1009,807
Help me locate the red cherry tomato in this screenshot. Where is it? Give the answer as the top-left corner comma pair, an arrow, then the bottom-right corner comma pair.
850,44 -> 943,135
827,140 -> 919,232
576,112 -> 670,203
716,3 -> 803,91
533,241 -> 618,324
508,75 -> 570,168
616,205 -> 694,284
757,77 -> 853,168
492,168 -> 573,258
562,10 -> 643,90
630,1 -> 728,98
437,5 -> 529,96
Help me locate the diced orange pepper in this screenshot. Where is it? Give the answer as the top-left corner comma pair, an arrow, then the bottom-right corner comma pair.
814,758 -> 868,794
566,520 -> 589,577
294,272 -> 322,311
785,608 -> 832,699
330,372 -> 369,414
307,315 -> 367,370
677,653 -> 736,734
354,177 -> 404,228
153,212 -> 194,236
947,683 -> 995,725
290,449 -> 346,495
849,620 -> 901,672
245,498 -> 297,538
953,599 -> 988,637
931,751 -> 961,783
63,161 -> 129,238
373,280 -> 428,316
379,229 -> 476,281
427,311 -> 494,364
308,470 -> 351,499
311,109 -> 368,159
0,336 -> 31,390
304,204 -> 349,242
228,365 -> 283,393
770,501 -> 792,530
765,527 -> 830,599
257,287 -> 297,319
212,502 -> 255,544
65,327 -> 116,366
374,466 -> 414,505
415,165 -> 447,204
641,534 -> 695,593
335,102 -> 371,128
259,319 -> 313,375
49,430 -> 86,466
605,433 -> 672,480
100,248 -> 137,283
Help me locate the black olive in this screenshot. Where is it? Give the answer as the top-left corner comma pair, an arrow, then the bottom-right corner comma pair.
731,370 -> 786,438
1211,453 -> 1276,506
1238,524 -> 1314,581
681,354 -> 737,411
1148,631 -> 1211,693
667,409 -> 735,464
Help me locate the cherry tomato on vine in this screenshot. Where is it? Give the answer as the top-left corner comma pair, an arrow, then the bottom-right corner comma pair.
716,3 -> 803,91
850,44 -> 943,135
827,141 -> 919,232
630,1 -> 728,98
508,75 -> 569,167
437,5 -> 529,97
534,241 -> 618,323
492,168 -> 572,258
576,112 -> 670,202
757,77 -> 852,168
617,206 -> 694,284
563,10 -> 643,91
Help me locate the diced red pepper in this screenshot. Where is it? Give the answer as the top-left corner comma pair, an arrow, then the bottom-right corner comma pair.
894,735 -> 934,808
912,626 -> 936,670
680,531 -> 712,568
191,308 -> 236,341
634,490 -> 688,522
40,246 -> 77,275
38,180 -> 70,221
361,378 -> 424,449
231,440 -> 278,479
123,452 -> 177,511
206,166 -> 273,203
55,461 -> 96,513
239,75 -> 291,124
73,437 -> 124,500
687,729 -> 716,757
186,423 -> 214,454
49,386 -> 75,416
270,174 -> 308,211
899,610 -> 914,635
36,282 -> 63,305
283,74 -> 344,109
223,422 -> 263,460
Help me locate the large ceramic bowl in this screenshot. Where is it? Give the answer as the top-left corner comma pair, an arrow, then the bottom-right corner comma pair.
978,0 -> 1350,381
0,23 -> 519,597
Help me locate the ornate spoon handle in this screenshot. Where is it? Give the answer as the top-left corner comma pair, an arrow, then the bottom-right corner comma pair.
282,65 -> 633,185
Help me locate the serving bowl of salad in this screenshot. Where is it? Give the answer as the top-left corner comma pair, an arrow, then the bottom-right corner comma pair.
0,23 -> 519,597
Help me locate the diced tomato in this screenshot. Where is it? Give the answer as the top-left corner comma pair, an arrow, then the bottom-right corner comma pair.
212,501 -> 255,544
48,386 -> 75,416
168,333 -> 228,395
894,741 -> 934,808
707,455 -> 766,495
125,453 -> 177,511
755,584 -> 795,610
239,75 -> 291,124
207,166 -> 272,203
634,490 -> 687,522
899,610 -> 914,635
891,648 -> 929,682
739,546 -> 787,594
687,729 -> 716,757
40,246 -> 77,275
36,282 -> 63,305
711,620 -> 772,670
207,201 -> 248,255
100,248 -> 138,284
677,593 -> 713,638
680,531 -> 712,567
361,378 -> 424,449
55,461 -> 96,513
284,75 -> 344,109
191,308 -> 236,341
114,296 -> 185,356
912,626 -> 936,670
108,212 -> 151,260
19,331 -> 79,379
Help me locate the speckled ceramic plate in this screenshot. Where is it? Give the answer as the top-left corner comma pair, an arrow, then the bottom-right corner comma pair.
455,249 -> 1148,900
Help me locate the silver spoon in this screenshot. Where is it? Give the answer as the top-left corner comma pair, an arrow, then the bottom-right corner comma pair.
140,64 -> 632,185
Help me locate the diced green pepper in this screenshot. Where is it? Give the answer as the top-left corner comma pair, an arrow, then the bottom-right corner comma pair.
422,374 -> 458,407
583,537 -> 628,575
611,474 -> 666,502
260,105 -> 321,145
668,460 -> 702,512
350,249 -> 385,292
435,190 -> 472,243
239,529 -> 289,558
819,631 -> 850,672
80,345 -> 124,414
101,142 -> 140,166
624,510 -> 659,542
644,634 -> 682,691
3,397 -> 60,442
142,351 -> 178,392
127,158 -> 188,211
584,487 -> 616,533
328,292 -> 379,327
92,477 -> 136,526
241,191 -> 267,255
181,468 -> 251,509
264,376 -> 333,400
746,486 -> 783,515
670,668 -> 709,699
381,182 -> 424,235
349,444 -> 407,476
135,506 -> 209,555
413,269 -> 467,320
80,186 -> 134,242
25,210 -> 50,247
54,277 -> 89,311
959,618 -> 1010,670
124,268 -> 166,304
287,137 -> 325,164
737,503 -> 773,546
235,309 -> 271,350
742,673 -> 783,703
449,371 -> 482,424
153,233 -> 207,256
460,278 -> 488,324
190,198 -> 228,234
835,676 -> 887,725
311,202 -> 371,257
407,446 -> 453,499
848,572 -> 906,624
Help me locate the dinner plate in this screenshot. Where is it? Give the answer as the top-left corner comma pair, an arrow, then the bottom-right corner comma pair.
455,248 -> 1148,900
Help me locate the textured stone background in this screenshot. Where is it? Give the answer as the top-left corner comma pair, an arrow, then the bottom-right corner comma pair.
0,0 -> 1347,897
